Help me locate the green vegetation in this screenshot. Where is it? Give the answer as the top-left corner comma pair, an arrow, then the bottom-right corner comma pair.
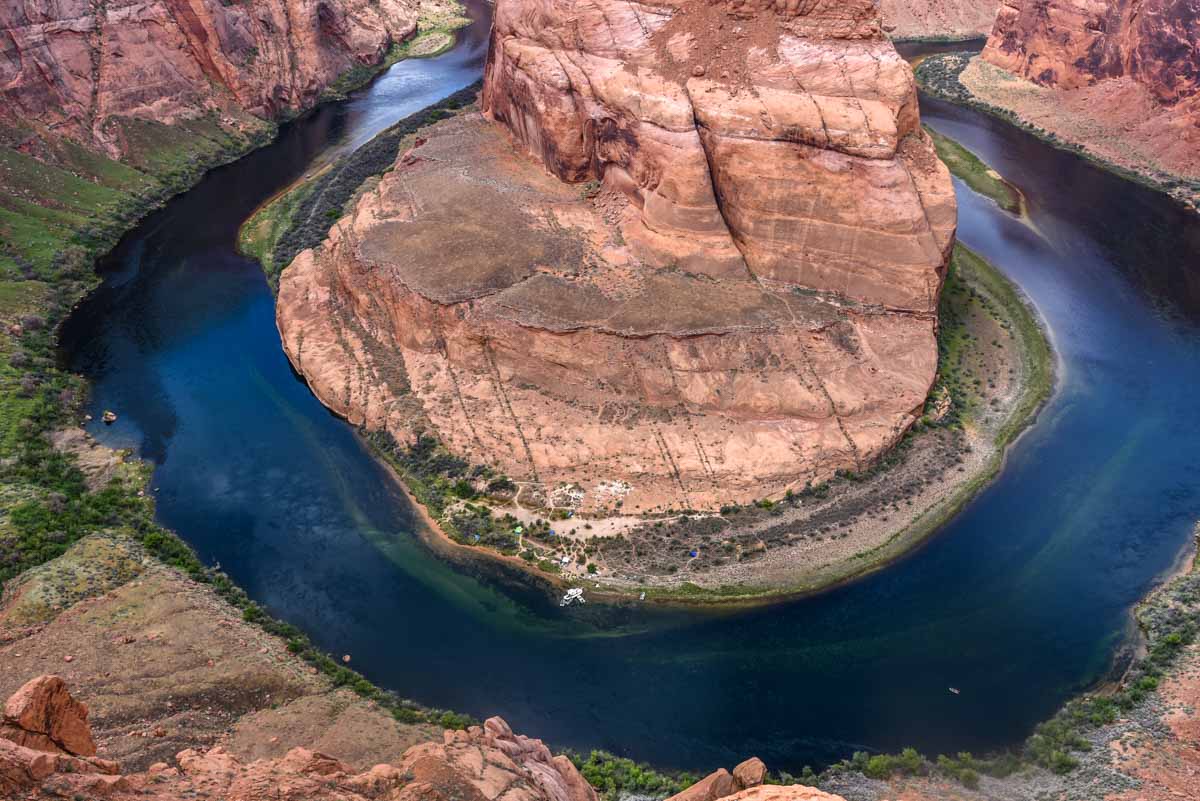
813,554 -> 1200,790
568,751 -> 698,801
926,125 -> 1022,214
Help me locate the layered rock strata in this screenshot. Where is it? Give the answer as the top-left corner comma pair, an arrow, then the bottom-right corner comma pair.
278,0 -> 955,513
1,0 -> 419,158
979,0 -> 1200,178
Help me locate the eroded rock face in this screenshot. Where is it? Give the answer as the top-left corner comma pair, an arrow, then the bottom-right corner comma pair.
482,0 -> 955,311
0,0 -> 418,157
983,0 -> 1199,103
879,0 -> 999,40
0,678 -> 597,801
278,0 -> 954,513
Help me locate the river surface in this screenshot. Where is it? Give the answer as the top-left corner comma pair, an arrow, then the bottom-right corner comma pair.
58,19 -> 1200,771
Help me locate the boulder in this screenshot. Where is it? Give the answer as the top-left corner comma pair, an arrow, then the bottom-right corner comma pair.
1,675 -> 96,757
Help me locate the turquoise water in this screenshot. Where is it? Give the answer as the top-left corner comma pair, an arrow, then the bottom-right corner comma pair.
59,26 -> 1200,772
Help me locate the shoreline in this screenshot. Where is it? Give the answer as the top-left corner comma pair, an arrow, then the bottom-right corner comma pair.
334,242 -> 1057,609
916,52 -> 1200,216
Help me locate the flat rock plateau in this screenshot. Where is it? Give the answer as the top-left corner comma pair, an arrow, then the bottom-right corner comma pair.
277,0 -> 957,523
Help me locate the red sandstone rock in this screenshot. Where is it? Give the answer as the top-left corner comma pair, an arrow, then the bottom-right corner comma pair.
277,0 -> 955,515
1,677 -> 598,801
979,0 -> 1200,185
0,0 -> 418,159
732,757 -> 768,788
720,786 -> 845,801
667,756 -> 768,801
984,0 -> 1198,102
482,0 -> 955,311
1,674 -> 96,757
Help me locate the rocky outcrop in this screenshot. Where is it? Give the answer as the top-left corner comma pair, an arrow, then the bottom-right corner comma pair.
667,757 -> 768,801
481,0 -> 955,310
975,0 -> 1199,192
278,0 -> 954,514
1,0 -> 419,158
879,0 -> 999,40
0,677 -> 593,801
983,0 -> 1199,101
1,676 -> 96,758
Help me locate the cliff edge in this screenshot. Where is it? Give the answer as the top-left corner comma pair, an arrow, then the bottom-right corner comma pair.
974,0 -> 1200,184
277,0 -> 956,516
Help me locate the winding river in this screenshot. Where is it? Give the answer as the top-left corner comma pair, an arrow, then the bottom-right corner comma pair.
57,8 -> 1200,773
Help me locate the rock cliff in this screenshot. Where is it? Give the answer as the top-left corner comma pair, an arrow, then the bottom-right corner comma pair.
2,677 -> 848,801
983,0 -> 1199,100
277,0 -> 955,515
1,0 -> 418,158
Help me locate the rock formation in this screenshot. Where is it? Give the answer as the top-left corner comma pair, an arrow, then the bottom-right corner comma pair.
1,677 -> 847,801
0,0 -> 418,158
879,0 -> 999,40
1,676 -> 96,758
983,0 -> 1198,100
278,0 -> 955,514
977,0 -> 1199,191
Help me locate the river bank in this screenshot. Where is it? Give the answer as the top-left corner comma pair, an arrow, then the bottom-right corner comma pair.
916,51 -> 1200,215
250,88 -> 1053,606
1,0 -> 488,743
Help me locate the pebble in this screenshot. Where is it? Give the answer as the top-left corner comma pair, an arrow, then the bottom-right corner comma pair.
63,655 -> 74,663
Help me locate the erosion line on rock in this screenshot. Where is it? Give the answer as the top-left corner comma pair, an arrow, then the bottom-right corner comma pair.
481,339 -> 541,483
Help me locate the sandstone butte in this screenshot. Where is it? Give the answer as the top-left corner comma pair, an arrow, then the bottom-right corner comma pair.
1,0 -> 419,159
0,674 -> 847,801
980,0 -> 1200,178
879,0 -> 999,40
276,0 -> 958,517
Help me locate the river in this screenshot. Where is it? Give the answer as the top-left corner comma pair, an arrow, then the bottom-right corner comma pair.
57,12 -> 1200,772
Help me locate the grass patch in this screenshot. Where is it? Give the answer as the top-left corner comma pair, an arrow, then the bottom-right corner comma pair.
926,125 -> 1022,213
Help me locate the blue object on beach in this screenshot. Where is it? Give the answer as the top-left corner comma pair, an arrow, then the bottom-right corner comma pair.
690,550 -> 698,557
549,530 -> 556,537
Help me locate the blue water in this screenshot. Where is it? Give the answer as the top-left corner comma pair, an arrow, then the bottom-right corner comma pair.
58,25 -> 1200,773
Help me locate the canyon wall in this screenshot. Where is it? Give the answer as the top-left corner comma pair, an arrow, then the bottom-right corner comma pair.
974,0 -> 1199,193
1,0 -> 419,158
880,0 -> 999,40
983,0 -> 1199,101
1,675 -> 847,801
277,0 -> 955,514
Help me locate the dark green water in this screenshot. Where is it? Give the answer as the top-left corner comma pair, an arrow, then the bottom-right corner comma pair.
58,24 -> 1200,772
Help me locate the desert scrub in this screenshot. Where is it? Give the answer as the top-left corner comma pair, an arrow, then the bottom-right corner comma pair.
925,125 -> 1022,214
567,750 -> 698,801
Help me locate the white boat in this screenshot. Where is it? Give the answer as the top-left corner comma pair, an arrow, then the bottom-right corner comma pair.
948,687 -> 961,695
559,588 -> 586,607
